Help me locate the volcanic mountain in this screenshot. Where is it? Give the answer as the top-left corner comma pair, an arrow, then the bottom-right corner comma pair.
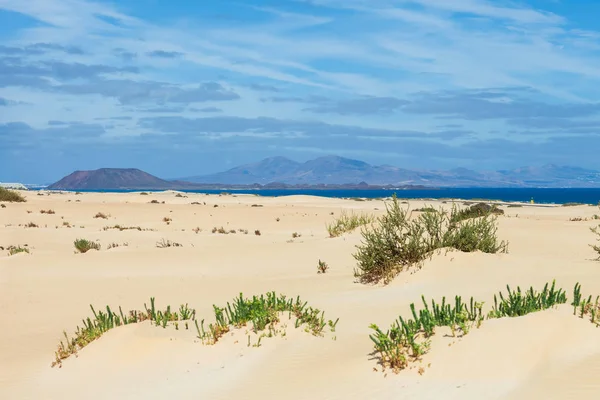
47,168 -> 179,190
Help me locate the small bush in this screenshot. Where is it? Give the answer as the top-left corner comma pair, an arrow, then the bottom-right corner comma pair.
563,202 -> 585,207
149,200 -> 160,204
193,227 -> 201,234
40,209 -> 56,214
326,210 -> 375,238
255,230 -> 261,236
94,212 -> 109,219
0,187 -> 26,202
74,239 -> 101,253
163,217 -> 172,224
317,259 -> 329,274
292,232 -> 301,238
450,203 -> 503,223
251,204 -> 263,207
140,192 -> 149,195
8,245 -> 30,256
507,204 -> 523,208
354,196 -> 508,284
26,222 -> 39,228
0,204 -> 5,208
156,239 -> 182,248
107,242 -> 128,250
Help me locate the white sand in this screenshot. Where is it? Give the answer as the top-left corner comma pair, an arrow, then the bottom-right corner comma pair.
1,191 -> 600,399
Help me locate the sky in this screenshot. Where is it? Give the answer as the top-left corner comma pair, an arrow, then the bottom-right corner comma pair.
2,0 -> 600,183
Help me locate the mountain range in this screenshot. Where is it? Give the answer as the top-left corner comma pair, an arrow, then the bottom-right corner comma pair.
46,156 -> 600,189
180,156 -> 600,188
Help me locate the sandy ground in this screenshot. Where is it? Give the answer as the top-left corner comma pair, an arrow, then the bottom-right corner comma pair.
1,190 -> 600,400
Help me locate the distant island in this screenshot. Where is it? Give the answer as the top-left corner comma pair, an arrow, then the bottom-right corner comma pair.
46,168 -> 430,191
45,155 -> 600,190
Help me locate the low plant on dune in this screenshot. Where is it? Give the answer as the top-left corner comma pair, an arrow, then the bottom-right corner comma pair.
353,196 -> 508,284
487,280 -> 567,318
8,245 -> 29,256
326,210 -> 375,238
591,221 -> 600,260
40,209 -> 56,214
370,295 -> 484,372
155,238 -> 182,248
93,212 -> 109,219
25,222 -> 39,228
74,238 -> 101,253
194,292 -> 339,345
52,298 -> 196,367
370,280 -> 577,374
317,259 -> 329,274
0,187 -> 26,202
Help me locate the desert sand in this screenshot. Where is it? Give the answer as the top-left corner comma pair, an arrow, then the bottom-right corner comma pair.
2,190 -> 600,400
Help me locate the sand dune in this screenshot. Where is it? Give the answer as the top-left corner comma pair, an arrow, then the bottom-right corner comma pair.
1,191 -> 600,399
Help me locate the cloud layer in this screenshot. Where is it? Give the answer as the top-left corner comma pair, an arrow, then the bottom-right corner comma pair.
1,0 -> 600,182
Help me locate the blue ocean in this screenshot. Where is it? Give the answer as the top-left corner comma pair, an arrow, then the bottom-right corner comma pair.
62,188 -> 600,205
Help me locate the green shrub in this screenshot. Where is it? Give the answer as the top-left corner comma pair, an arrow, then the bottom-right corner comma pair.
0,187 -> 26,202
8,245 -> 29,256
74,239 -> 101,253
354,196 -> 508,284
450,202 -> 503,223
326,210 -> 375,238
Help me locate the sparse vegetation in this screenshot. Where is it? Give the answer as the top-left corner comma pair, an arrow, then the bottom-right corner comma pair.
487,280 -> 567,318
140,192 -> 149,195
163,217 -> 172,224
8,245 -> 30,256
0,204 -> 5,208
370,280 -> 571,374
591,225 -> 600,260
0,187 -> 26,202
292,232 -> 301,238
156,239 -> 182,248
450,202 -> 504,223
317,259 -> 329,274
255,229 -> 261,236
25,222 -> 39,228
507,204 -> 523,208
102,225 -> 150,231
326,210 -> 375,238
107,242 -> 129,250
193,227 -> 202,234
94,212 -> 109,219
354,196 -> 508,284
52,293 -> 337,367
51,298 -> 196,367
194,292 -> 338,345
563,202 -> 585,207
149,200 -> 160,204
370,294 -> 484,372
74,239 -> 101,253
40,209 -> 56,214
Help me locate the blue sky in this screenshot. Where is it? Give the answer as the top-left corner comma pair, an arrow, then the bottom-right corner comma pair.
2,0 -> 600,183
